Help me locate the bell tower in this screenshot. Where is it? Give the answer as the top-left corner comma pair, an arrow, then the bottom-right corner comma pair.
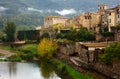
98,4 -> 108,11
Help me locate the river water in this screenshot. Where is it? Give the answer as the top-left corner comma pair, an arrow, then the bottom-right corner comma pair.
0,62 -> 62,79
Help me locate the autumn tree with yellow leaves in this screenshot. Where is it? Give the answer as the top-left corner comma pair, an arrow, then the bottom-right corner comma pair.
38,38 -> 59,58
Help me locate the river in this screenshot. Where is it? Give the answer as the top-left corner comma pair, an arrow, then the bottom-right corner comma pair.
0,62 -> 63,79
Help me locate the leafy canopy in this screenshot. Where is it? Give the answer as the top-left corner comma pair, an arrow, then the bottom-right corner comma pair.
38,38 -> 58,58
66,28 -> 94,42
3,21 -> 16,42
100,43 -> 120,64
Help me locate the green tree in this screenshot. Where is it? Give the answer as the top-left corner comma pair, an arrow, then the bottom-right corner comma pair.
100,43 -> 120,64
66,29 -> 77,41
38,38 -> 59,58
41,32 -> 50,39
3,22 -> 16,42
55,32 -> 63,39
77,27 -> 94,41
101,31 -> 114,42
116,24 -> 120,29
66,28 -> 94,42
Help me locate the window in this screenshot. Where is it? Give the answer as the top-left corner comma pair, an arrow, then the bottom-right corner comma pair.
109,13 -> 111,16
118,15 -> 120,18
103,6 -> 104,9
88,16 -> 92,19
118,21 -> 120,24
85,16 -> 87,19
109,19 -> 111,23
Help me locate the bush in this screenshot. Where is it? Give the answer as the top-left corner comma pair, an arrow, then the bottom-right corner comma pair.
100,43 -> 120,64
49,59 -> 94,79
0,53 -> 4,56
65,28 -> 95,42
41,32 -> 50,39
101,32 -> 114,37
0,34 -> 7,42
3,22 -> 16,42
38,38 -> 59,58
55,32 -> 63,39
8,55 -> 22,62
18,44 -> 38,60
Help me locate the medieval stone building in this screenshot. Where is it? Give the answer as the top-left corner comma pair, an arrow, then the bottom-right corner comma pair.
44,16 -> 68,28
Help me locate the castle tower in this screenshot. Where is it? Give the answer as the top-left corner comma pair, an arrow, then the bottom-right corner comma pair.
98,4 -> 108,12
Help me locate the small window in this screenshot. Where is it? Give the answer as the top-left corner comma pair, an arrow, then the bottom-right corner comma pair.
85,16 -> 87,19
109,19 -> 111,23
103,6 -> 104,9
109,13 -> 111,15
89,16 -> 92,19
118,21 -> 120,24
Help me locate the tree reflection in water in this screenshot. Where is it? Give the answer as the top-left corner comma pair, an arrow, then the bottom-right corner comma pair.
39,61 -> 54,79
8,62 -> 17,79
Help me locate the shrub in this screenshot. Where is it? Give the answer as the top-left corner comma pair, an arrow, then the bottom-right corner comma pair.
100,43 -> 120,64
3,22 -> 16,42
8,55 -> 22,62
38,38 -> 59,58
18,44 -> 38,60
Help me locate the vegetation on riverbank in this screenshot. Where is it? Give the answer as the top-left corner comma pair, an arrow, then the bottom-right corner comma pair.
37,39 -> 94,79
100,42 -> 120,64
38,38 -> 58,58
0,53 -> 4,56
0,45 -> 14,52
55,28 -> 95,42
47,58 -> 94,79
0,44 -> 38,61
0,42 -> 95,79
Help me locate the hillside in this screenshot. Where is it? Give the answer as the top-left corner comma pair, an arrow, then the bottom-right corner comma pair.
0,0 -> 119,30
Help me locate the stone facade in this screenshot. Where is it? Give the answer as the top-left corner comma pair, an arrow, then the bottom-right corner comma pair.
116,5 -> 120,25
58,42 -> 101,63
43,4 -> 120,33
98,4 -> 108,12
66,16 -> 82,29
57,42 -> 120,79
99,4 -> 120,32
80,12 -> 100,31
44,16 -> 68,28
57,42 -> 75,55
114,28 -> 120,42
66,12 -> 100,31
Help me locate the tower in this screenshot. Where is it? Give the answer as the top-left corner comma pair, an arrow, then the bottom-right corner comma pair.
98,4 -> 108,12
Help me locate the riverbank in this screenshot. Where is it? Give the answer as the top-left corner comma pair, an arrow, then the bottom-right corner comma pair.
47,58 -> 94,79
55,52 -> 108,79
0,49 -> 14,60
0,44 -> 38,62
0,44 -> 96,79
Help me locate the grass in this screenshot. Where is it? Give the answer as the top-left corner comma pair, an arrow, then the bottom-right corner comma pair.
0,45 -> 14,52
0,53 -> 4,56
48,58 -> 94,79
0,44 -> 94,79
0,44 -> 39,61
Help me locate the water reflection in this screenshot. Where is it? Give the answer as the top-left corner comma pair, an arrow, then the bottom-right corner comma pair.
0,62 -> 61,79
8,62 -> 17,79
39,61 -> 60,79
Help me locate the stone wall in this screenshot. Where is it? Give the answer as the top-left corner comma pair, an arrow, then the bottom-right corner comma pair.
57,42 -> 75,55
57,42 -> 120,79
93,63 -> 120,79
58,42 -> 97,63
